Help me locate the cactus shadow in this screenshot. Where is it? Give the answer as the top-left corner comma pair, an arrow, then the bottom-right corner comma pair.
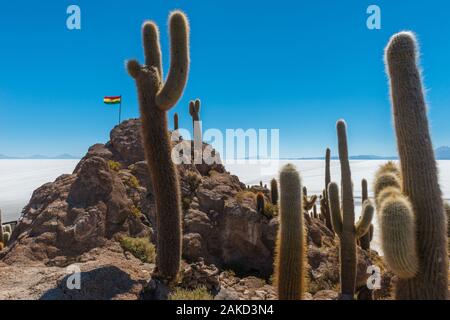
40,265 -> 146,300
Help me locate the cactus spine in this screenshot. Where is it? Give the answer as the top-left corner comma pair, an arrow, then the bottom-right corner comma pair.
328,120 -> 374,299
256,192 -> 265,216
127,11 -> 190,281
274,164 -> 305,300
381,31 -> 448,299
270,178 -> 278,205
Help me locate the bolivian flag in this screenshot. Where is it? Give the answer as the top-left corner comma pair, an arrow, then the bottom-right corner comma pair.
103,96 -> 121,105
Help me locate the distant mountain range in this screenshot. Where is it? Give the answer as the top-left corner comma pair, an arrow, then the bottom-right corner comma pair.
1,147 -> 449,160
0,153 -> 80,159
282,146 -> 450,160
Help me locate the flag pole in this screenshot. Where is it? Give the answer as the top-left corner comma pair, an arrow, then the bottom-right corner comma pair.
118,95 -> 122,125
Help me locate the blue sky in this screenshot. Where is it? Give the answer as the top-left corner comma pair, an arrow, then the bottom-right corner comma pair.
0,0 -> 449,158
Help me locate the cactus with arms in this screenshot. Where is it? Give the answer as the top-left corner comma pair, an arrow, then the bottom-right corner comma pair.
358,179 -> 373,251
127,11 -> 190,282
378,31 -> 448,299
274,164 -> 306,300
328,120 -> 374,300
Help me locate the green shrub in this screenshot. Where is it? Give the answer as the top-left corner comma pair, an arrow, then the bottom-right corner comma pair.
119,236 -> 155,263
182,197 -> 192,211
126,175 -> 140,189
209,170 -> 220,177
236,191 -> 256,204
130,205 -> 142,218
186,170 -> 201,193
108,160 -> 122,172
263,202 -> 278,218
169,286 -> 213,300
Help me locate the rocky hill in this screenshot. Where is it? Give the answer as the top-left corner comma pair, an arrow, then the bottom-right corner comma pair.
0,119 -> 391,300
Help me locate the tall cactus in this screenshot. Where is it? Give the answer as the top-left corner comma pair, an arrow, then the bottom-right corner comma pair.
189,99 -> 202,162
270,178 -> 279,205
328,120 -> 374,300
358,179 -> 373,251
274,164 -> 306,300
321,148 -> 333,231
127,11 -> 190,281
380,31 -> 448,299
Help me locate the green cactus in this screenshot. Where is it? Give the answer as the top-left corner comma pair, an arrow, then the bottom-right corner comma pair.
321,148 -> 333,231
256,192 -> 265,216
328,120 -> 374,300
3,231 -> 10,245
3,224 -> 12,234
173,112 -> 179,130
270,178 -> 278,205
274,164 -> 306,300
382,31 -> 448,299
358,179 -> 373,251
378,190 -> 419,278
313,204 -> 318,219
127,11 -> 190,282
188,99 -> 200,122
189,99 -> 202,161
303,194 -> 317,212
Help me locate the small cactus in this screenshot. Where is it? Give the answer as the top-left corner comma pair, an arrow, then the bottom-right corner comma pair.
127,10 -> 190,282
173,112 -> 179,130
256,192 -> 265,215
358,179 -> 373,251
303,193 -> 317,212
274,164 -> 306,300
189,99 -> 200,122
270,178 -> 279,205
3,224 -> 12,234
189,99 -> 202,163
328,120 -> 374,300
382,31 -> 448,299
3,231 -> 10,245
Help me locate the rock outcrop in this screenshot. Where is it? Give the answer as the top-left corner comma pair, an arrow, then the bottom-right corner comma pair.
0,119 -> 389,299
